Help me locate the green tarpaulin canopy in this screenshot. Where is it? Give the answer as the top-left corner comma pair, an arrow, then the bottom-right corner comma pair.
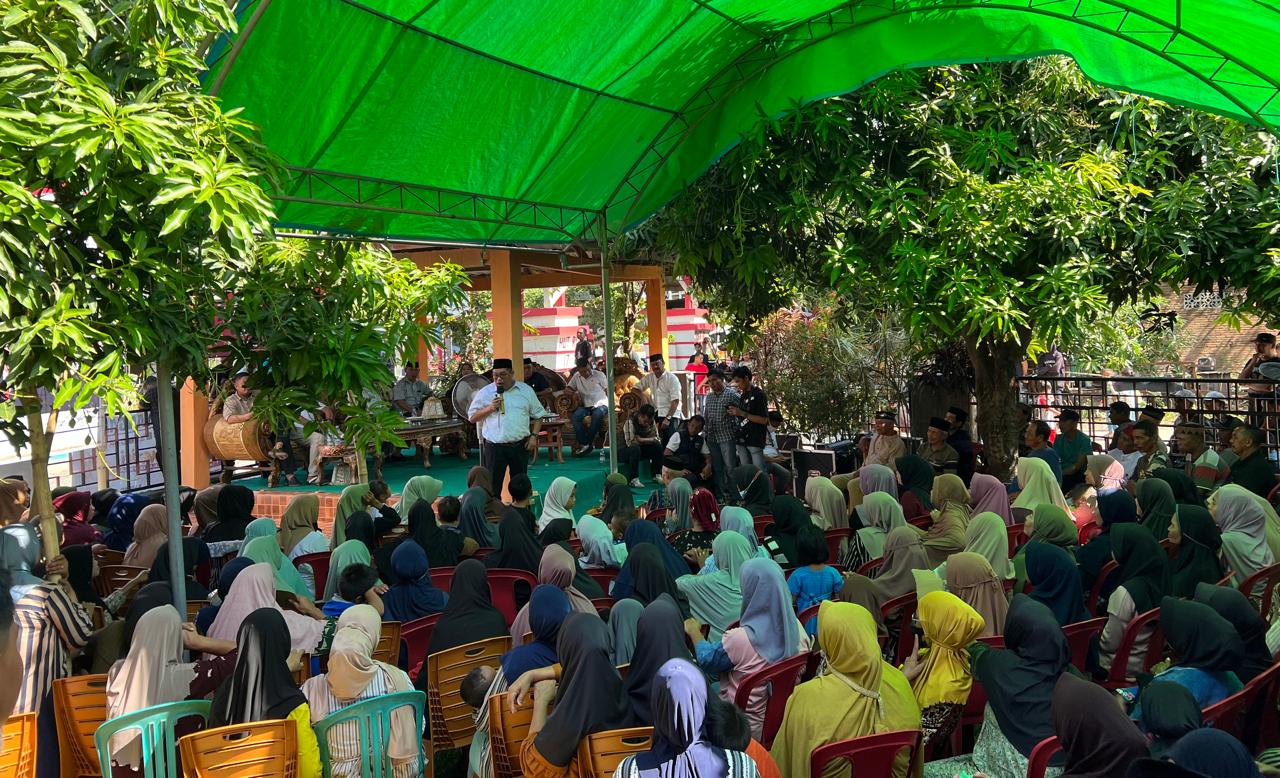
208,0 -> 1280,244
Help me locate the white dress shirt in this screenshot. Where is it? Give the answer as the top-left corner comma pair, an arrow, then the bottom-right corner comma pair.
567,369 -> 609,408
467,381 -> 546,443
638,370 -> 682,419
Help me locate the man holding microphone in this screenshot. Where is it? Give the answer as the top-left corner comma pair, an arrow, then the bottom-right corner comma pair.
467,358 -> 544,495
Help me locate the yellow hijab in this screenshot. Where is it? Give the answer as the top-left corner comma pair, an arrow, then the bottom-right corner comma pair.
910,592 -> 985,708
771,601 -> 922,778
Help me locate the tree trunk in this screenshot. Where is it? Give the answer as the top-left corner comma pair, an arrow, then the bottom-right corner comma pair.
24,404 -> 62,571
965,332 -> 1029,481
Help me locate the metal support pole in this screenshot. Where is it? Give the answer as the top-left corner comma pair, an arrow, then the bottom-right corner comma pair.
156,363 -> 188,611
598,215 -> 618,473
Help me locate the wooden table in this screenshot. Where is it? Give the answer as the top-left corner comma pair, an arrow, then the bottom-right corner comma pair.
317,418 -> 471,483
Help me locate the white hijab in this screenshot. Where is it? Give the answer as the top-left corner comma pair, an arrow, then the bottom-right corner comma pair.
105,606 -> 197,769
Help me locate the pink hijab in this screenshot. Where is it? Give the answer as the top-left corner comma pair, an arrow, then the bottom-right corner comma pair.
122,504 -> 168,568
207,563 -> 325,652
968,473 -> 1014,525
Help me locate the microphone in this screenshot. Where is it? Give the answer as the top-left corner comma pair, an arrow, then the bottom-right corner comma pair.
496,383 -> 505,414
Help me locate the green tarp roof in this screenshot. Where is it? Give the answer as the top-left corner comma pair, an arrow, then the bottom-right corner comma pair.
208,0 -> 1280,244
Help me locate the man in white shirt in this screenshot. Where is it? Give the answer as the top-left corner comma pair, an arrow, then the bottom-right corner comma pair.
638,353 -> 682,445
566,356 -> 610,456
466,358 -> 545,495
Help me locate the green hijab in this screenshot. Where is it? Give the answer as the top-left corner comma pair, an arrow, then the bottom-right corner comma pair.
1112,523 -> 1168,613
1168,505 -> 1224,598
675,531 -> 753,641
964,511 -> 1012,580
241,535 -> 310,599
324,538 -> 373,601
400,476 -> 443,516
1136,477 -> 1177,540
332,484 -> 371,549
238,517 -> 278,554
1013,504 -> 1077,594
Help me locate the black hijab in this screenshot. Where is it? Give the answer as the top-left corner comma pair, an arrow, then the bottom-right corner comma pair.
90,488 -> 119,526
123,582 -> 174,650
345,510 -> 378,556
1052,673 -> 1149,778
1193,583 -> 1272,683
767,495 -> 815,564
895,454 -> 936,511
613,520 -> 690,593
1160,596 -> 1245,672
1078,490 -> 1139,604
408,499 -> 462,570
422,559 -> 508,662
1138,681 -> 1202,758
149,537 -> 211,600
61,544 -> 106,610
539,519 -> 574,548
483,508 -> 543,574
1112,524 -> 1168,613
623,594 -> 691,722
617,544 -> 690,619
533,613 -> 634,767
204,484 -> 254,543
210,608 -> 307,726
732,465 -> 773,516
599,484 -> 634,527
1169,506 -> 1224,598
973,594 -> 1074,759
1152,468 -> 1203,507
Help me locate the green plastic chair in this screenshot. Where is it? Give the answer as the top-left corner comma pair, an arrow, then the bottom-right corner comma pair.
314,690 -> 427,778
93,699 -> 212,778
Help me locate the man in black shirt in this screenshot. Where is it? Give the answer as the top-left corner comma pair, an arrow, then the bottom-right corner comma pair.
1227,424 -> 1278,498
944,405 -> 975,483
574,328 -> 593,364
522,358 -> 553,404
728,366 -> 769,471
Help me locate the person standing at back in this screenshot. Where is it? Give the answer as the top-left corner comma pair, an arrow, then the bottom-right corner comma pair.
467,358 -> 544,497
700,369 -> 740,500
728,366 -> 769,472
638,353 -> 683,445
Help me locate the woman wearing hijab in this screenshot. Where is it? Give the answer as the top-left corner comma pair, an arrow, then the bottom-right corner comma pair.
330,484 -> 371,550
279,494 -> 325,557
400,475 -> 443,517
624,594 -> 692,722
1074,455 -> 1127,529
54,491 -> 100,546
608,598 -> 643,665
895,454 -> 935,517
1168,505 -> 1225,598
1051,673 -> 1149,778
485,507 -> 544,576
1026,541 -> 1090,626
732,465 -> 773,516
1098,524 -> 1168,678
677,532 -> 752,641
805,476 -> 847,531
925,595 -> 1071,778
238,516 -> 278,553
195,557 -> 253,636
945,552 -> 1008,637
957,511 -> 1012,581
876,525 -> 930,600
613,544 -> 691,619
1137,478 -> 1178,540
189,485 -> 220,537
1076,489 -> 1138,604
714,507 -> 767,565
1194,583 -> 1272,683
658,477 -> 692,535
905,592 -> 985,749
1212,484 -> 1280,586
597,476 -> 634,524
611,521 -> 692,599
502,586 -> 571,684
764,496 -> 812,567
1153,467 -> 1203,507
537,477 -> 577,531
1011,457 -> 1071,520
210,608 -> 321,778
844,492 -> 908,573
616,658 -> 761,778
773,601 -> 921,778
202,484 -> 255,543
851,464 -> 898,527
302,605 -> 421,777
459,485 -> 501,549
969,473 -> 1014,526
467,466 -> 504,522
1012,503 -> 1078,594
519,614 -> 635,777
102,492 -> 150,551
322,537 -> 375,604
509,545 -> 596,643
421,559 -> 508,662
1119,597 -> 1244,717
1155,728 -> 1262,778
577,513 -> 621,571
1136,681 -> 1203,757
920,474 -> 970,567
150,538 -> 212,601
407,497 -> 471,570
343,511 -> 378,558
209,563 -> 328,654
690,487 -> 720,533
670,483 -> 715,555
379,541 -> 449,623
241,536 -> 312,600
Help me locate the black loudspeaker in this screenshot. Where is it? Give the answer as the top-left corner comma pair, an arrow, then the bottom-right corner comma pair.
820,438 -> 863,474
792,449 -> 837,500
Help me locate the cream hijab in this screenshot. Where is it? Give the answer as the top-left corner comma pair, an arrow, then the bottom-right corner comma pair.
105,606 -> 197,769
1012,457 -> 1070,512
806,476 -> 848,531
325,605 -> 418,762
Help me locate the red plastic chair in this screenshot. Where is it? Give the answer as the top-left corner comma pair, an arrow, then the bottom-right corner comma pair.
1087,560 -> 1119,616
1201,683 -> 1258,740
645,507 -> 668,525
430,566 -> 455,592
796,604 -> 820,627
1244,659 -> 1280,750
976,634 -> 1005,649
732,651 -> 810,749
823,528 -> 852,562
485,569 -> 538,625
591,597 -> 615,616
856,557 -> 883,577
294,552 -> 331,599
1062,617 -> 1107,672
586,568 -> 618,595
566,537 -> 583,555
471,547 -> 495,560
1239,561 -> 1280,618
1026,735 -> 1062,778
810,729 -> 922,778
1101,608 -> 1163,690
753,515 -> 775,539
880,592 -> 919,666
400,613 -> 441,683
907,514 -> 931,529
1007,523 -> 1026,557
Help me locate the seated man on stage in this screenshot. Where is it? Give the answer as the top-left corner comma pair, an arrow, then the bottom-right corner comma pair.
621,404 -> 664,488
662,414 -> 712,488
222,369 -> 317,486
565,356 -> 609,456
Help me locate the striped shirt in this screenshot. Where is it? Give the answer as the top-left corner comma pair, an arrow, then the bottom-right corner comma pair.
14,584 -> 94,714
614,748 -> 761,777
302,665 -> 422,778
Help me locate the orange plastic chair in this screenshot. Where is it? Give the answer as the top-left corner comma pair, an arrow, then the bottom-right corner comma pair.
1006,523 -> 1026,557
1026,735 -> 1062,778
0,712 -> 37,778
487,692 -> 534,778
1239,561 -> 1280,618
375,621 -> 402,665
576,727 -> 654,778
400,614 -> 442,682
178,719 -> 298,777
1101,608 -> 1163,690
94,565 -> 148,599
856,557 -> 883,577
732,651 -> 810,749
823,527 -> 852,561
1087,560 -> 1120,616
486,569 -> 538,625
53,674 -> 108,778
293,552 -> 331,600
429,566 -> 454,592
880,592 -> 919,666
810,729 -> 922,778
424,636 -> 511,777
1062,617 -> 1107,672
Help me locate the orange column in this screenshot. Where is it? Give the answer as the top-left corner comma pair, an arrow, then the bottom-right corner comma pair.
645,276 -> 668,363
489,249 -> 524,365
180,378 -> 210,489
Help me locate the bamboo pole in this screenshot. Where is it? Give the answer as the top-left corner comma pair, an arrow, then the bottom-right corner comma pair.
156,364 -> 188,610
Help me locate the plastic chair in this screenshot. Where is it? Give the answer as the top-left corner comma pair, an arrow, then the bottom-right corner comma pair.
586,568 -> 618,594
93,548 -> 125,566
1006,523 -> 1025,557
1087,560 -> 1119,616
753,515 -> 775,539
487,693 -> 533,778
796,604 -> 821,627
810,729 -> 922,778
94,565 -> 148,598
314,690 -> 426,778
732,651 -> 810,749
976,634 -> 1005,649
1201,683 -> 1257,740
645,507 -> 668,525
1239,561 -> 1280,618
591,597 -> 615,616
948,679 -> 988,756
856,557 -> 883,577
294,552 -> 331,600
823,528 -> 852,561
470,547 -> 495,560
400,614 -> 441,683
184,600 -> 208,623
53,673 -> 108,778
1026,735 -> 1062,778
567,537 -> 583,554
1101,608 -> 1163,690
428,566 -> 454,592
486,569 -> 538,624
576,727 -> 654,778
1062,617 -> 1107,672
375,621 -> 402,665
0,712 -> 37,778
94,700 -> 211,778
1243,658 -> 1280,750
177,719 -> 298,777
424,636 -> 511,777
880,592 -> 919,666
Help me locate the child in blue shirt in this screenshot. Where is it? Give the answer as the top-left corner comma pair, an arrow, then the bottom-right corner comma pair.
787,524 -> 843,636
